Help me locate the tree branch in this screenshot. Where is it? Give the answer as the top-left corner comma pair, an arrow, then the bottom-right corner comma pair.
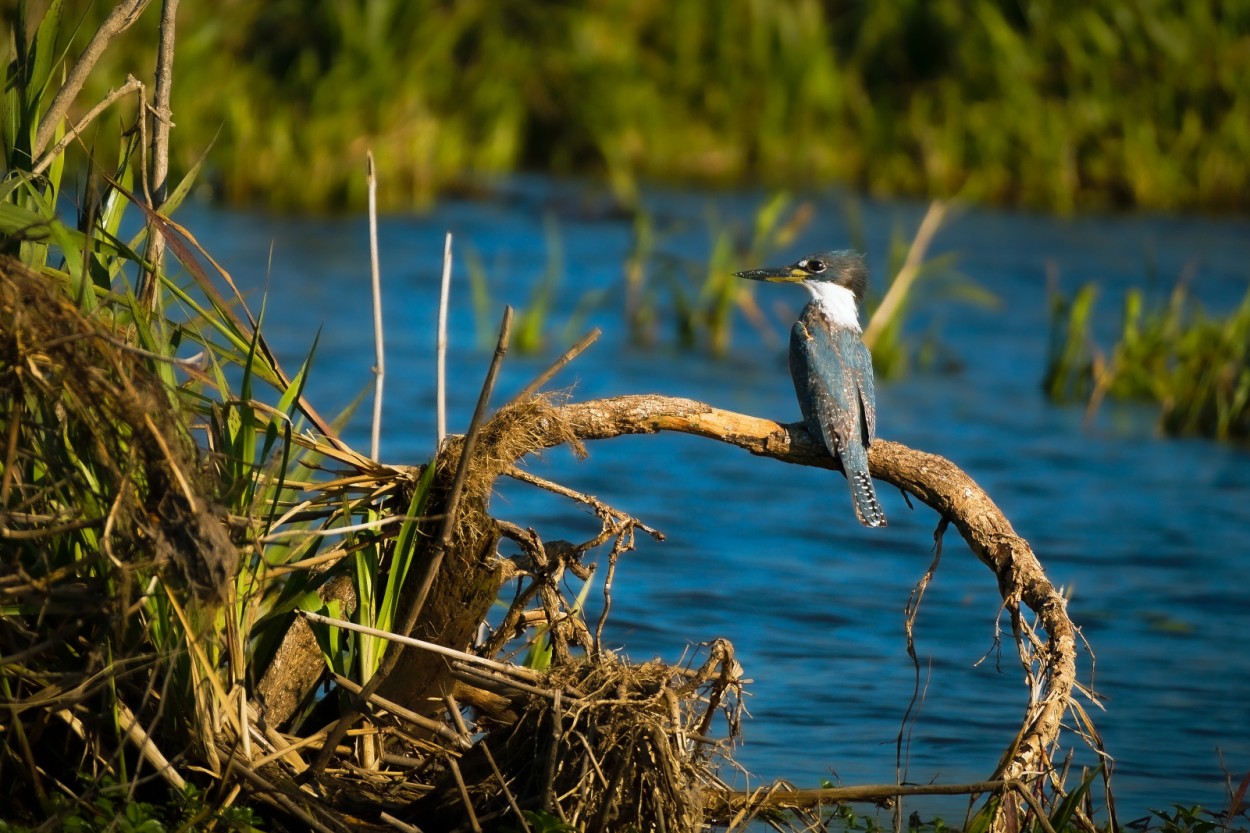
529,394 -> 1078,828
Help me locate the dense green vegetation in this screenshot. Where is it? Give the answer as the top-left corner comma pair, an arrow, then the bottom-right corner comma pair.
20,0 -> 1250,212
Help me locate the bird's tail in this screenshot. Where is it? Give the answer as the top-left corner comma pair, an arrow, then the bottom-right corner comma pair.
841,443 -> 887,528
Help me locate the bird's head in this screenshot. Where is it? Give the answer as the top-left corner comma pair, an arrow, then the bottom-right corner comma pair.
734,250 -> 868,303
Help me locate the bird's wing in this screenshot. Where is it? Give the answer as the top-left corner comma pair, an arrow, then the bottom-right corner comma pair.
846,331 -> 877,444
789,310 -> 871,457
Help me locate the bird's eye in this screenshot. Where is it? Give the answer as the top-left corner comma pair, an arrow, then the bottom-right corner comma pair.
803,259 -> 826,273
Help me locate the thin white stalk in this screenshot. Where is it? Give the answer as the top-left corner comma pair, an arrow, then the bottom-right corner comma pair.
298,609 -> 540,680
257,514 -> 406,544
368,152 -> 385,461
436,231 -> 453,445
114,702 -> 187,791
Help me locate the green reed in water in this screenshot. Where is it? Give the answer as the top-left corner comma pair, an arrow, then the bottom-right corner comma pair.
1046,275 -> 1250,440
463,190 -> 984,385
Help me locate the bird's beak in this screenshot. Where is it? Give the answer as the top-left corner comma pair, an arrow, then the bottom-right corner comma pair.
733,265 -> 806,283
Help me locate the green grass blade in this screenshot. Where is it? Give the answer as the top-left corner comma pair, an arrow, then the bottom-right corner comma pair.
1048,765 -> 1102,832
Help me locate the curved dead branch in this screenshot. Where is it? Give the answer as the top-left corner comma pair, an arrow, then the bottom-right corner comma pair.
524,394 -> 1078,826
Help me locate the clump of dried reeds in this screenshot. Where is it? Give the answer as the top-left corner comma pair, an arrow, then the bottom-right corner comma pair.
1,240 -> 746,832
411,644 -> 744,832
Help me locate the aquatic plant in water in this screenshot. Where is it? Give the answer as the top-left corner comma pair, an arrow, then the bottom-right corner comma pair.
1045,276 -> 1250,441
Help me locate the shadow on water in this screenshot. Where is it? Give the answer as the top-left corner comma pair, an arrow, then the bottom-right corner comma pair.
186,176 -> 1250,821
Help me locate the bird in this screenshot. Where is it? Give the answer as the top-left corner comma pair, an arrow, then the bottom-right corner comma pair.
735,250 -> 887,527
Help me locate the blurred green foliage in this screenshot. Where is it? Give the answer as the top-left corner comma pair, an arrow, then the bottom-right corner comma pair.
14,0 -> 1249,212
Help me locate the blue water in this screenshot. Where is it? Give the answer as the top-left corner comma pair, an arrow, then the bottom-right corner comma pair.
181,177 -> 1250,823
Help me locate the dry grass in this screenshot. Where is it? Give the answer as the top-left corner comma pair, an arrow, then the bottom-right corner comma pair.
344,644 -> 745,832
0,256 -> 750,832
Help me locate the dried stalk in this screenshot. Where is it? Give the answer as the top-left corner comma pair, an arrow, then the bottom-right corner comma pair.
116,702 -> 187,790
708,777 -> 1056,833
437,232 -> 453,445
32,0 -> 152,158
862,199 -> 949,348
31,75 -> 144,177
513,326 -> 602,402
367,151 -> 385,460
138,0 -> 179,311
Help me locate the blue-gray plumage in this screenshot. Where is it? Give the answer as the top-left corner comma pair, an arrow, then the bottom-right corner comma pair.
735,250 -> 887,527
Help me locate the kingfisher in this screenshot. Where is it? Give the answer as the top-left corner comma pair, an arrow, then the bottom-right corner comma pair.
736,250 -> 887,527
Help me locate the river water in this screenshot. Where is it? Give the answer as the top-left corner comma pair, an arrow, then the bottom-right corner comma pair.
183,176 -> 1250,824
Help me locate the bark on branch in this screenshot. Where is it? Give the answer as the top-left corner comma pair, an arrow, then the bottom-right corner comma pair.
529,394 -> 1078,825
